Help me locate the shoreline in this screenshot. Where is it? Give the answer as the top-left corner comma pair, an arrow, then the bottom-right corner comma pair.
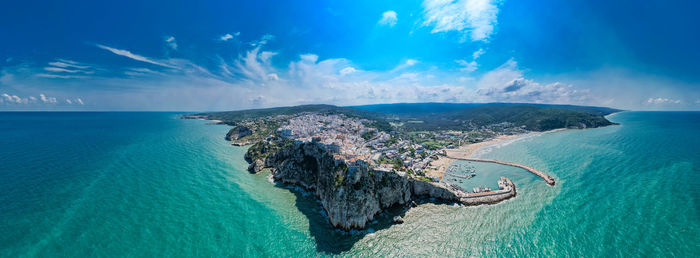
425,128 -> 566,180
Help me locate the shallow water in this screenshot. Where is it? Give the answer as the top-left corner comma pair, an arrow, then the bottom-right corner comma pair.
1,111 -> 698,256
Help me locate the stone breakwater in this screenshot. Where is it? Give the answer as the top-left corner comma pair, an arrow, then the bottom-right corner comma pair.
447,156 -> 556,186
244,137 -> 518,230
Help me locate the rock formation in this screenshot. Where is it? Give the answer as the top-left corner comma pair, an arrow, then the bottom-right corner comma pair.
225,126 -> 252,141
243,137 -> 517,230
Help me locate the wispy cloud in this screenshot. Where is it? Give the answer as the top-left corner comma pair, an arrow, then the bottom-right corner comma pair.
422,0 -> 503,42
43,67 -> 93,74
378,10 -> 398,26
96,44 -> 177,68
456,59 -> 478,72
165,36 -> 177,50
472,48 -> 485,59
220,34 -> 233,41
48,59 -> 90,69
456,49 -> 485,72
339,67 -> 357,76
249,34 -> 275,46
220,32 -> 240,41
36,73 -> 87,79
390,59 -> 420,73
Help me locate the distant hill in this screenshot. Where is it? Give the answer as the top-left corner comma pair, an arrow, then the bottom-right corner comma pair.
352,102 -> 621,116
195,104 -> 383,123
189,103 -> 620,132
403,105 -> 617,131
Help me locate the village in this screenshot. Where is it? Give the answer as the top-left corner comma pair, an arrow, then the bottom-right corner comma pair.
275,113 -> 527,182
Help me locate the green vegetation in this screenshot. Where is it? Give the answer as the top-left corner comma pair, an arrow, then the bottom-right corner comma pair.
361,131 -> 376,141
396,105 -> 616,132
189,103 -> 619,144
334,172 -> 345,186
416,176 -> 434,182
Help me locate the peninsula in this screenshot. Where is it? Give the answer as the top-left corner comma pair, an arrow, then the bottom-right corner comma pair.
184,103 -> 619,230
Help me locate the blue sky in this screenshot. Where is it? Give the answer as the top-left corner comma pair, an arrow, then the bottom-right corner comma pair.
1,0 -> 698,110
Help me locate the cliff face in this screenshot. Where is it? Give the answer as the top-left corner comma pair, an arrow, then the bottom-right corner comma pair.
225,126 -> 252,141
246,138 -> 451,230
244,137 -> 515,230
253,139 -> 413,229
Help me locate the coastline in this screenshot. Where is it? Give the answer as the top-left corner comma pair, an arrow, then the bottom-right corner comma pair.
425,128 -> 566,180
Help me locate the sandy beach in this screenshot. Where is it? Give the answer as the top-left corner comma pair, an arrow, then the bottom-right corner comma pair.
425,133 -> 536,180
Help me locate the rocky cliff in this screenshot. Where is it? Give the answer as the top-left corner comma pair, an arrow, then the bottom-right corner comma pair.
225,125 -> 253,141
245,137 -> 471,230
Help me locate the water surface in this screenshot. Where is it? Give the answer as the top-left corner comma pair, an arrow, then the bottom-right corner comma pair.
0,111 -> 697,256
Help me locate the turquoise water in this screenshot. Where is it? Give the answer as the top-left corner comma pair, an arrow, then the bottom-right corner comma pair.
1,111 -> 698,256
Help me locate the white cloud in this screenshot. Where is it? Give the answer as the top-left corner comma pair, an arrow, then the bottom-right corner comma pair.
2,93 -> 14,103
250,34 -> 275,46
220,33 -> 234,41
48,59 -> 90,69
422,0 -> 503,42
232,47 -> 280,82
39,93 -> 57,103
647,97 -> 681,104
390,59 -> 420,73
456,49 -> 485,73
41,59 -> 94,78
472,48 -> 485,59
300,54 -> 319,63
378,10 -> 398,26
43,67 -> 93,74
474,59 -> 592,104
339,67 -> 357,76
456,59 -> 478,72
165,36 -> 177,50
96,44 -> 177,68
36,74 -> 86,79
0,93 -> 85,106
0,93 -> 71,105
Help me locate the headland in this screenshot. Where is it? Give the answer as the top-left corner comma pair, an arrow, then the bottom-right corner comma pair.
184,103 -> 618,230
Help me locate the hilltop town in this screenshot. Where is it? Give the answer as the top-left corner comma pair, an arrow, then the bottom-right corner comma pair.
273,112 -> 529,181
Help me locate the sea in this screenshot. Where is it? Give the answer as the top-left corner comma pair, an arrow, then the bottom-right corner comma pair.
0,111 -> 698,257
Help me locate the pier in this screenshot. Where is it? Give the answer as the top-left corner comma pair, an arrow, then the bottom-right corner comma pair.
446,155 -> 556,186
444,172 -> 473,179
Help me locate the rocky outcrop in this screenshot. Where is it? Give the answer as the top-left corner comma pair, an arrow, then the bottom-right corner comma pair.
225,126 -> 252,141
244,137 -> 516,230
260,140 -> 412,229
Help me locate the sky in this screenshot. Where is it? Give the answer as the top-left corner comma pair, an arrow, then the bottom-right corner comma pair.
1,0 -> 699,111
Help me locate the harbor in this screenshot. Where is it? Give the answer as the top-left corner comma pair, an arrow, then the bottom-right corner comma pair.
444,150 -> 556,186
438,162 -> 517,205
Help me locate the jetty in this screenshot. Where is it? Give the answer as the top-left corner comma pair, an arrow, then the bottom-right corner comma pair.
444,172 -> 474,179
446,155 -> 556,186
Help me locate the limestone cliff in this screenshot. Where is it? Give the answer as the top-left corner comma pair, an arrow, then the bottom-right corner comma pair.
225,125 -> 253,141
245,137 -> 466,230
